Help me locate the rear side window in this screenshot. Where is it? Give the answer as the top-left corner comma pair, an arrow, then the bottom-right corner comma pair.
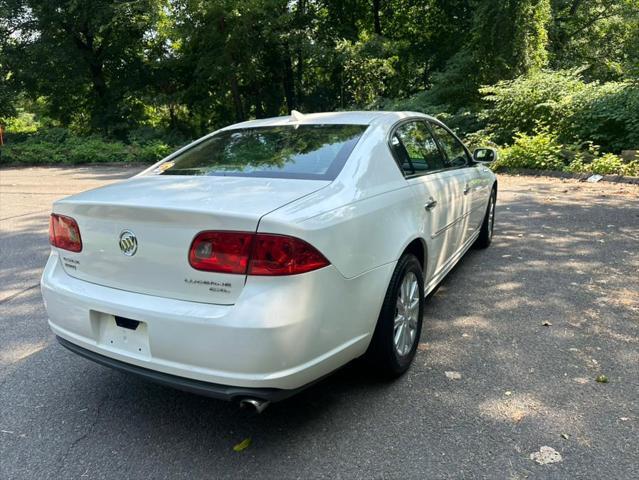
429,123 -> 470,168
391,121 -> 446,176
155,124 -> 367,180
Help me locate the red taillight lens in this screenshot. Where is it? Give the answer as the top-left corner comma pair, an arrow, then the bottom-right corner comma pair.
188,231 -> 330,275
49,214 -> 82,252
188,231 -> 254,274
249,234 -> 330,275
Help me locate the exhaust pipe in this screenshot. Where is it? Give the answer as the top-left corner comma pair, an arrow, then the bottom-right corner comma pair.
239,398 -> 271,414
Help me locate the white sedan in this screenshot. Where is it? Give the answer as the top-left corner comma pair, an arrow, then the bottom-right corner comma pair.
42,111 -> 496,411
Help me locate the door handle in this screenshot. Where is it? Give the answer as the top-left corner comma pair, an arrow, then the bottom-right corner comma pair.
463,184 -> 471,195
424,198 -> 438,211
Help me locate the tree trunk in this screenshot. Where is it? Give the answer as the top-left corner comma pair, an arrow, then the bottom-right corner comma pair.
372,0 -> 382,35
253,87 -> 265,118
295,0 -> 305,106
229,72 -> 244,122
168,103 -> 177,130
70,26 -> 110,134
282,42 -> 297,112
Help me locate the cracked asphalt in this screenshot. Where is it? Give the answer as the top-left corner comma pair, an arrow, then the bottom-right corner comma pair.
1,167 -> 638,479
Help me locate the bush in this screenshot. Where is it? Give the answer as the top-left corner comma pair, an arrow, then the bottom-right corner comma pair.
559,81 -> 639,152
481,69 -> 587,143
492,132 -> 639,176
622,160 -> 639,177
492,131 -> 565,171
131,140 -> 173,163
481,69 -> 639,153
566,153 -> 639,177
4,110 -> 40,135
0,132 -> 173,166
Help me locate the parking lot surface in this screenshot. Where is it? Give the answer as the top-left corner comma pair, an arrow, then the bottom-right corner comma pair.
1,166 -> 638,479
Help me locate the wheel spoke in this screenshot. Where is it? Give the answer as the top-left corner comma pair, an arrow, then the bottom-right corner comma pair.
408,297 -> 419,311
403,324 -> 411,352
396,295 -> 403,312
405,327 -> 412,354
402,324 -> 408,353
408,278 -> 418,302
399,324 -> 407,355
401,277 -> 409,303
394,322 -> 403,347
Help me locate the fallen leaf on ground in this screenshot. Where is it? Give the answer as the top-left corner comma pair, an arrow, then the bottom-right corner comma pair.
542,321 -> 552,326
530,446 -> 563,465
561,433 -> 569,439
595,375 -> 609,383
511,410 -> 526,422
444,371 -> 461,380
233,438 -> 252,452
417,343 -> 428,352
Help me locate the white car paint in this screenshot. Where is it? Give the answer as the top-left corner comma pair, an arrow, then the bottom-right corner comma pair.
41,111 -> 496,397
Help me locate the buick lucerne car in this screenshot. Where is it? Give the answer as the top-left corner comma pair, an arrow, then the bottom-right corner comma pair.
42,111 -> 497,411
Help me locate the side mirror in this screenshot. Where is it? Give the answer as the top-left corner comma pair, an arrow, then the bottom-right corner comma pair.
473,147 -> 498,164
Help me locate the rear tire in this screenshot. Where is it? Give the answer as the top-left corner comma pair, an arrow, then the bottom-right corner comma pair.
365,254 -> 424,377
475,187 -> 496,249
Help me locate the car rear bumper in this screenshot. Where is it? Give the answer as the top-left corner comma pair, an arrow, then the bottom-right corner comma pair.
56,336 -> 307,402
42,251 -> 394,392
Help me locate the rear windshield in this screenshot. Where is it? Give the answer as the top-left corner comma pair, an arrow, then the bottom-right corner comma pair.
156,124 -> 368,180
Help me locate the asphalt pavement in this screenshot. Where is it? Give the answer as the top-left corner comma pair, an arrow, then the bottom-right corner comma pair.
1,166 -> 638,479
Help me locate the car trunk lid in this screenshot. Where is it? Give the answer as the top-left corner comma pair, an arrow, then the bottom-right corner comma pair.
52,175 -> 329,305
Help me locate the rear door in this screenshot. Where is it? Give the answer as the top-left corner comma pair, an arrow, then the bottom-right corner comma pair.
428,121 -> 480,249
390,120 -> 463,280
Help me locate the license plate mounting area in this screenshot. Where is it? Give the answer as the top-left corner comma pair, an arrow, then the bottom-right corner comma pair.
91,311 -> 150,356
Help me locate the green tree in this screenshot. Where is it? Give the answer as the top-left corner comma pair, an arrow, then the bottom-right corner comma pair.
0,1 -> 19,123
3,0 -> 162,135
549,0 -> 639,80
430,0 -> 552,107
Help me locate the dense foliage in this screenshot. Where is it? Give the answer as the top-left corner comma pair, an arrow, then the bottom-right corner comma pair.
1,0 -> 638,174
481,70 -> 639,151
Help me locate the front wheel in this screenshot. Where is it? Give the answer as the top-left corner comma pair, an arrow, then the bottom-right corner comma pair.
475,188 -> 496,249
364,254 -> 424,377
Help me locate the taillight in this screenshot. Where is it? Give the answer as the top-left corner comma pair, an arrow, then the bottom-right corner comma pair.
189,231 -> 330,275
189,231 -> 254,274
49,214 -> 82,252
248,234 -> 329,275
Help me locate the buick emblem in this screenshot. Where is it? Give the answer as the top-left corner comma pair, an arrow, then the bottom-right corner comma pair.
118,230 -> 138,256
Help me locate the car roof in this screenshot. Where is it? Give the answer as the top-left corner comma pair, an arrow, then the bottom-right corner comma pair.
223,111 -> 438,130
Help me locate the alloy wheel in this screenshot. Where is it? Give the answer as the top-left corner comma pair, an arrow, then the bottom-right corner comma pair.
393,271 -> 420,356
